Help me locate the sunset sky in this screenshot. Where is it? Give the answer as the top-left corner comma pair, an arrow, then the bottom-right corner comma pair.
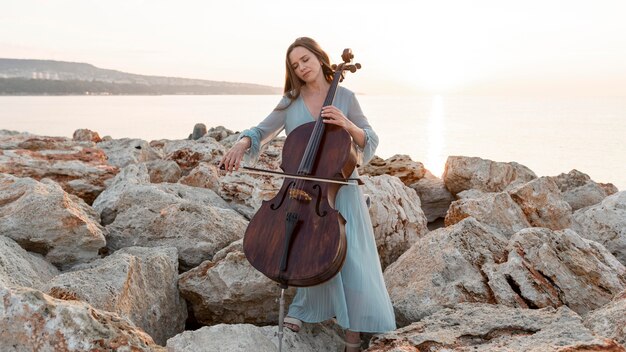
2,0 -> 626,95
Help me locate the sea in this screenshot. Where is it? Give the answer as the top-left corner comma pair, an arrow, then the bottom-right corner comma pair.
0,95 -> 624,190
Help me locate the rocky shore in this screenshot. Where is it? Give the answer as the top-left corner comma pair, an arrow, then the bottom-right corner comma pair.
0,126 -> 624,351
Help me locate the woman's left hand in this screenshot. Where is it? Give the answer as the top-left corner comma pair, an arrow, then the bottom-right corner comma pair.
320,105 -> 366,148
321,106 -> 355,130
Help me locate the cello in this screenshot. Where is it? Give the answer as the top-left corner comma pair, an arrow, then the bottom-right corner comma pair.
243,48 -> 362,288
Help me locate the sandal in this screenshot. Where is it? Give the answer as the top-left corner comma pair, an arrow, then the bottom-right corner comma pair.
344,341 -> 362,352
283,316 -> 302,332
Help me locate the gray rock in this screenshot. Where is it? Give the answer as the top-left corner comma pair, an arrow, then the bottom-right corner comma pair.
573,191 -> 626,265
383,217 -> 509,325
584,290 -> 626,346
93,165 -> 247,270
179,247 -> 295,325
0,174 -> 106,270
509,176 -> 573,230
190,123 -> 207,140
0,285 -> 165,351
485,227 -> 626,315
443,156 -> 537,196
44,246 -> 186,345
144,159 -> 182,183
445,191 -> 531,237
97,138 -> 163,168
0,236 -> 59,289
166,323 -> 342,352
362,175 -> 429,269
368,303 -> 624,351
409,171 -> 454,222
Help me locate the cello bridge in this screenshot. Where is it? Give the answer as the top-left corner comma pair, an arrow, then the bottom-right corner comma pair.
289,188 -> 312,202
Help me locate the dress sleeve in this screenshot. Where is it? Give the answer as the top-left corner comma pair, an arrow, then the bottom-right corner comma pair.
347,92 -> 379,164
238,96 -> 289,165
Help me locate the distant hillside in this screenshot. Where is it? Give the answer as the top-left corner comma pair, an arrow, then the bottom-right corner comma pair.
0,58 -> 282,95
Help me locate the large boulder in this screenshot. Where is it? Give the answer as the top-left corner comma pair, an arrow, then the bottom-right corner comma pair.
179,241 -> 295,326
0,285 -> 165,352
162,136 -> 225,174
584,290 -> 626,347
97,138 -> 163,168
551,169 -> 618,211
93,164 -> 247,271
383,217 -> 508,325
0,174 -> 106,269
361,175 -> 429,269
0,236 -> 59,290
484,227 -> 626,315
368,303 -> 624,352
144,159 -> 182,183
443,156 -> 537,196
573,191 -> 626,265
508,176 -> 573,230
358,154 -> 426,186
44,246 -> 186,345
445,191 -> 531,237
166,323 -> 341,352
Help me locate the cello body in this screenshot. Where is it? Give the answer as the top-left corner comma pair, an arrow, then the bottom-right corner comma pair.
243,122 -> 358,287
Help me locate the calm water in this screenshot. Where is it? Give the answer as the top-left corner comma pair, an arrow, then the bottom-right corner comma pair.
1,95 -> 624,190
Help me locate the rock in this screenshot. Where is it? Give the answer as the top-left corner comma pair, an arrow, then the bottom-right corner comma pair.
485,227 -> 626,315
573,191 -> 626,265
0,236 -> 59,289
443,156 -> 537,196
367,303 -> 624,352
383,217 -> 508,325
44,246 -> 186,345
72,128 -> 102,143
409,171 -> 454,222
144,159 -> 182,183
166,323 -> 341,352
178,162 -> 220,189
0,285 -> 165,352
206,126 -> 236,142
215,137 -> 284,219
179,247 -> 295,326
550,169 -> 611,211
92,164 -> 247,271
584,290 -> 626,346
0,174 -> 106,270
359,154 -> 426,186
97,138 -> 163,168
445,192 -> 531,237
162,137 -> 225,174
509,176 -> 573,230
362,175 -> 429,269
0,135 -> 118,204
190,123 -> 207,140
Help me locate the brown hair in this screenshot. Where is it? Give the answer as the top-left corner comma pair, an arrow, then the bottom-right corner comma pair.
278,37 -> 334,109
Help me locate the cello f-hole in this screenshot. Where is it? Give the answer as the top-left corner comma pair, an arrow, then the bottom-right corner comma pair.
271,181 -> 295,210
313,184 -> 328,217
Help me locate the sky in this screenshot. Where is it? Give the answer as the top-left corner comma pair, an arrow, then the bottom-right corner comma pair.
2,0 -> 626,95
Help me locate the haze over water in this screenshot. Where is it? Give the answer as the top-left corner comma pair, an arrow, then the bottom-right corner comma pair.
1,94 -> 623,190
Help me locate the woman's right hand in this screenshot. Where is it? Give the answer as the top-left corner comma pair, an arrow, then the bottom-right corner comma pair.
219,137 -> 251,172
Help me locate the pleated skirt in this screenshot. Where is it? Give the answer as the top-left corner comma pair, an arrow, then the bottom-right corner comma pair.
287,176 -> 396,333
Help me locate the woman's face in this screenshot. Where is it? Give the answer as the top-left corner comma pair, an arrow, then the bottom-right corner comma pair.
288,46 -> 322,84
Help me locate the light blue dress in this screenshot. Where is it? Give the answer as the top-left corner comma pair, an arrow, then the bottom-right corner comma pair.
239,86 -> 396,333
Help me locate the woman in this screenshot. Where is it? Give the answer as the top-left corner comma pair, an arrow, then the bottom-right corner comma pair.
219,37 -> 395,351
